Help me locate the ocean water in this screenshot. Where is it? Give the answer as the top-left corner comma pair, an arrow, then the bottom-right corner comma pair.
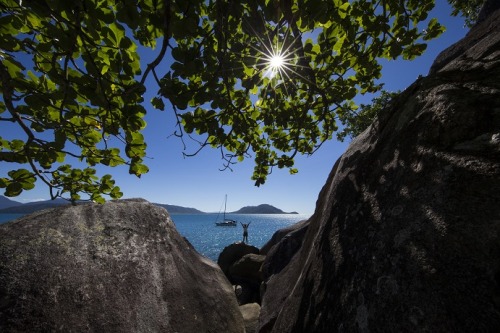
171,214 -> 308,260
0,214 -> 25,224
0,213 -> 309,261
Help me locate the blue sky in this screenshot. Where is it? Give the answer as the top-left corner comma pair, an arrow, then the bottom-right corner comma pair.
1,2 -> 468,215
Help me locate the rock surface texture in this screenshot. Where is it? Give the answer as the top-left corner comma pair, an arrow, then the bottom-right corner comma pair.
230,253 -> 266,283
259,8 -> 500,333
260,219 -> 308,255
240,303 -> 261,333
219,242 -> 263,305
260,219 -> 309,281
0,199 -> 244,332
218,242 -> 260,279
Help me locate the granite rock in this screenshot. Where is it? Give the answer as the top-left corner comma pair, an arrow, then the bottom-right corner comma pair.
0,199 -> 245,332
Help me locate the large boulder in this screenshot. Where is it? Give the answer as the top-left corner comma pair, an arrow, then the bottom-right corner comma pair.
0,199 -> 245,332
260,219 -> 309,281
230,253 -> 266,283
230,253 -> 266,305
260,219 -> 309,255
218,242 -> 260,279
218,245 -> 265,305
259,7 -> 500,333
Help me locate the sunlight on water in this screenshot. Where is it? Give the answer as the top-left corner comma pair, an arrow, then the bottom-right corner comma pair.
171,213 -> 309,261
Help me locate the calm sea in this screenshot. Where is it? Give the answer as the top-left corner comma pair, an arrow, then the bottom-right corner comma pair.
0,213 -> 308,261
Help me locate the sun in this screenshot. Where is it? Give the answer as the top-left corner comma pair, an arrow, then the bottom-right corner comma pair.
262,49 -> 291,80
242,22 -> 306,91
269,53 -> 285,71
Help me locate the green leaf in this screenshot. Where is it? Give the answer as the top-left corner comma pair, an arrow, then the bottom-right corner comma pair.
424,18 -> 446,41
129,162 -> 149,176
5,182 -> 23,197
110,186 -> 123,199
338,2 -> 350,19
3,57 -> 25,78
151,96 -> 165,111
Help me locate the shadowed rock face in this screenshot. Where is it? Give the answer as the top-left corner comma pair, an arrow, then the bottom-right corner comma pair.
230,253 -> 266,283
0,199 -> 244,333
260,220 -> 309,281
260,219 -> 309,255
259,8 -> 500,333
218,242 -> 260,279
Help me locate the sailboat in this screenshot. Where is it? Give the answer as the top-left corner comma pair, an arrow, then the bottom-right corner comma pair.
215,195 -> 237,227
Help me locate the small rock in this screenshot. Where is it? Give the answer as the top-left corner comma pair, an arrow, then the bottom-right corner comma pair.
239,303 -> 261,333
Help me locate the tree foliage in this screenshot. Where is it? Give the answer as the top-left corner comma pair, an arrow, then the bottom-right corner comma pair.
337,90 -> 400,141
447,0 -> 485,27
0,0 -> 446,201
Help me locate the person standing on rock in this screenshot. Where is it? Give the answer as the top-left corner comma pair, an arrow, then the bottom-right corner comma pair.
240,222 -> 251,243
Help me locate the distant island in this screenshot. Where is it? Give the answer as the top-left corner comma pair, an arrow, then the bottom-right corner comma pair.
0,196 -> 68,214
0,196 -> 297,215
231,204 -> 298,214
0,196 -> 23,210
154,204 -> 205,215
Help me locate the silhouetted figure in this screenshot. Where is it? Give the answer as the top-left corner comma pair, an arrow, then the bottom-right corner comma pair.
240,222 -> 251,243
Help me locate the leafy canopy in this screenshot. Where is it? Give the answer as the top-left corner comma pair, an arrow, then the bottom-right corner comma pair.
0,0 -> 450,201
447,0 -> 485,27
337,90 -> 401,141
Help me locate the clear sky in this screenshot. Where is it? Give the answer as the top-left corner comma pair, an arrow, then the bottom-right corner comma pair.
1,2 -> 468,215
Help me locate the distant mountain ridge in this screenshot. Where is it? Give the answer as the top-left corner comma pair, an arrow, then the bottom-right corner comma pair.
0,196 -> 23,210
155,204 -> 204,214
231,204 -> 298,214
0,196 -> 296,214
0,198 -> 73,214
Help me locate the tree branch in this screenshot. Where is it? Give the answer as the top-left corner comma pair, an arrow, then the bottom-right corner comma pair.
140,0 -> 171,86
0,62 -> 36,142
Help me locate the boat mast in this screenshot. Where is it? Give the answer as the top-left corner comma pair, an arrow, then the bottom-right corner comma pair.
223,194 -> 227,220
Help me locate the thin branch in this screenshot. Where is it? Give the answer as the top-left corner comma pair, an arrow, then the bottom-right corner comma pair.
0,62 -> 35,141
140,0 -> 172,87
